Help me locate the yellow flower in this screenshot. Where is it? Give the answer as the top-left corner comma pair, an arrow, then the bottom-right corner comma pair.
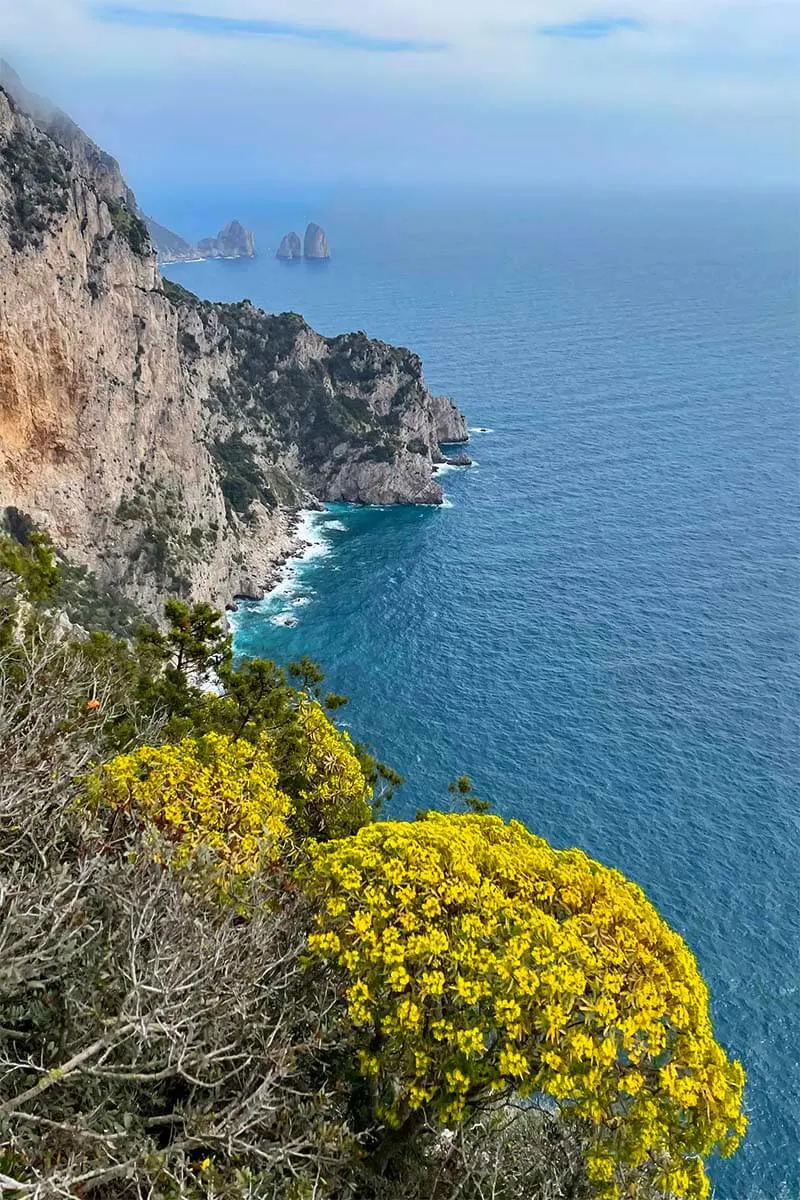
88,733 -> 291,897
498,1046 -> 528,1078
301,812 -> 746,1199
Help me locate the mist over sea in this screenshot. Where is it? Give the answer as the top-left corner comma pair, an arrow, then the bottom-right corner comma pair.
161,187 -> 799,1199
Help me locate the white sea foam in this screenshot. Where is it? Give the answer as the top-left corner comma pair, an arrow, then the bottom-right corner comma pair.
245,509 -> 333,617
324,519 -> 348,532
269,574 -> 299,600
441,496 -> 455,509
270,612 -> 298,627
295,510 -> 332,561
435,458 -> 476,476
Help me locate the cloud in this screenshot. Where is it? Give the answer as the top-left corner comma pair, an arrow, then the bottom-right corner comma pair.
538,16 -> 643,39
89,4 -> 448,52
2,0 -> 796,187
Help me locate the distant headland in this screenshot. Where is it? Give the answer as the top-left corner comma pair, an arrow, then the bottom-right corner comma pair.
146,217 -> 256,265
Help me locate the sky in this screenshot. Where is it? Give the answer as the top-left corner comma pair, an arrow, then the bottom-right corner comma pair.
2,0 -> 798,200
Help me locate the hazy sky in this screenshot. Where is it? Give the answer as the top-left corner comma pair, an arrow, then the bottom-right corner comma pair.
3,0 -> 798,198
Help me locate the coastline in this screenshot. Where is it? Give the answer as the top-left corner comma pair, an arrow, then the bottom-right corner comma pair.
229,507 -> 331,632
261,508 -> 329,595
159,254 -> 255,266
236,437 -> 480,623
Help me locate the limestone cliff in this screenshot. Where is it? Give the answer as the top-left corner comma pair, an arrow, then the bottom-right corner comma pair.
0,76 -> 466,618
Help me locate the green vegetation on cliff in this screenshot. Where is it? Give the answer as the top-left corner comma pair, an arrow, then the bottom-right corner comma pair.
0,531 -> 745,1199
107,197 -> 150,256
167,290 -> 415,476
0,115 -> 69,251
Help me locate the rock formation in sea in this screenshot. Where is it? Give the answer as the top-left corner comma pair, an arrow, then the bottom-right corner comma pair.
196,220 -> 256,260
276,232 -> 302,260
304,222 -> 330,259
0,70 -> 467,619
141,216 -> 256,264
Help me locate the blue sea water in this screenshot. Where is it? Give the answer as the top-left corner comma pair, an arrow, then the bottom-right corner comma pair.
161,188 -> 800,1198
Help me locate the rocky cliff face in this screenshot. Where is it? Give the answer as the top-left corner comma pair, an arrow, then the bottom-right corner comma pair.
172,299 -> 467,507
0,77 -> 466,618
304,223 -> 330,259
276,231 -> 302,260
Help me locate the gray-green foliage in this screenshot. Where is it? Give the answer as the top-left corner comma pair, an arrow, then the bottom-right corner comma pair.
211,433 -> 277,516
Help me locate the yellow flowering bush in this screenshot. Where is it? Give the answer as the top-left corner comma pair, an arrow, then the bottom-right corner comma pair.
287,700 -> 372,840
89,732 -> 292,888
303,813 -> 746,1199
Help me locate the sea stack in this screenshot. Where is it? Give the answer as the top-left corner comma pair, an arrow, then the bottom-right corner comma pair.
276,231 -> 302,260
197,220 -> 256,259
304,222 -> 330,259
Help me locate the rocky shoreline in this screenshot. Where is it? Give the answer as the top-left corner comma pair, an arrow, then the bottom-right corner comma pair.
235,434 -> 476,612
231,507 -> 317,606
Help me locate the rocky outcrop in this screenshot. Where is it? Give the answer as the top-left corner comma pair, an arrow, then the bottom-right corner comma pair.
197,220 -> 255,260
145,217 -> 256,264
276,232 -> 302,260
0,76 -> 466,619
428,394 -> 469,444
304,223 -> 330,259
171,301 -> 451,508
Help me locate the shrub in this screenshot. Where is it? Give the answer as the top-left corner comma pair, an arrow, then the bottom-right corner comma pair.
212,433 -> 275,516
303,812 -> 746,1199
287,699 -> 373,841
162,276 -> 201,306
0,756 -> 350,1198
88,732 -> 293,894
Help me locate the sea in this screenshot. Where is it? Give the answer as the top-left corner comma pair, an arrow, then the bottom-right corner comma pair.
159,187 -> 800,1199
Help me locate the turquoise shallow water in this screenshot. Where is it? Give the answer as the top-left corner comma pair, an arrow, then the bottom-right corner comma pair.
162,189 -> 799,1198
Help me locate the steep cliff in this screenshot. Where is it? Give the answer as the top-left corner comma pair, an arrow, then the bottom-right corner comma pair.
0,77 -> 466,618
